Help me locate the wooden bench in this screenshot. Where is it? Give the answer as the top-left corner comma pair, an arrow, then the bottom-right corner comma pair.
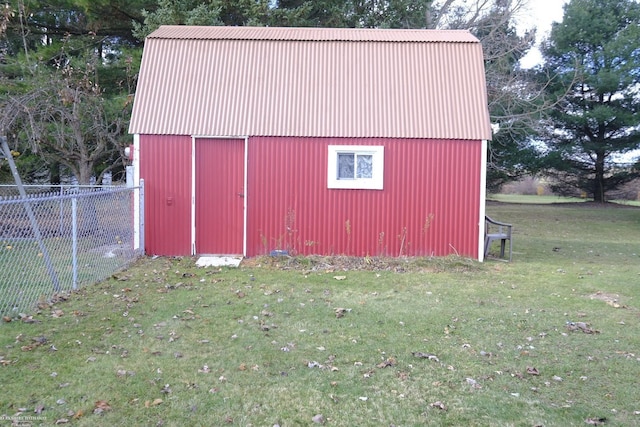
484,216 -> 512,261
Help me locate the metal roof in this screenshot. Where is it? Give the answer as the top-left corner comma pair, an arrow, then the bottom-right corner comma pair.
146,25 -> 481,42
129,26 -> 492,140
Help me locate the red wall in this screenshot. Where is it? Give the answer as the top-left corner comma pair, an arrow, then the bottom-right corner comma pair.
139,135 -> 482,258
139,135 -> 192,255
246,137 -> 481,258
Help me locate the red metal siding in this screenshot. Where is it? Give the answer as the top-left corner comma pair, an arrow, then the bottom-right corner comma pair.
195,138 -> 244,254
139,135 -> 192,255
246,137 -> 481,258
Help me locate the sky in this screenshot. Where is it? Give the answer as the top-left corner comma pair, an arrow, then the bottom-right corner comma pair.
517,0 -> 569,68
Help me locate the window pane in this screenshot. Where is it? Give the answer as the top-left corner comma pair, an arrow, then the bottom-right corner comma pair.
337,153 -> 354,179
356,154 -> 373,178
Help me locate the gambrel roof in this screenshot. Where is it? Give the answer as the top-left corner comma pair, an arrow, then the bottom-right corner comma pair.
129,25 -> 492,140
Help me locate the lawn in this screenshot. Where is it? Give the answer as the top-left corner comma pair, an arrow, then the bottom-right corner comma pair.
1,202 -> 639,426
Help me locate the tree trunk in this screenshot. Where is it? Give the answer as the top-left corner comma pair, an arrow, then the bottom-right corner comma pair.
50,162 -> 61,189
593,150 -> 606,203
77,160 -> 93,185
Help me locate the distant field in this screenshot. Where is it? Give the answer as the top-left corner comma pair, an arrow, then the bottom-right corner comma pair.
488,194 -> 587,204
489,193 -> 640,206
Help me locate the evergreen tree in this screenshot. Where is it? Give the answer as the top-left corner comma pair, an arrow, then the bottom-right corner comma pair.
540,0 -> 640,202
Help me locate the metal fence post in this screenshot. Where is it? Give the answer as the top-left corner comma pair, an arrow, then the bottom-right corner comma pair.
139,179 -> 145,254
59,186 -> 64,236
72,196 -> 78,290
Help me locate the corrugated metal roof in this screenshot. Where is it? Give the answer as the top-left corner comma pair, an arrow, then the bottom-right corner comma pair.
129,26 -> 492,140
147,25 -> 480,43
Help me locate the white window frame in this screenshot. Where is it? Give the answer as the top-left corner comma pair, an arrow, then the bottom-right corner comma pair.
327,145 -> 384,190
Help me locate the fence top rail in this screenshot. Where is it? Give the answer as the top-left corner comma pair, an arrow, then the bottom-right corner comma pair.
0,184 -> 121,189
0,185 -> 140,205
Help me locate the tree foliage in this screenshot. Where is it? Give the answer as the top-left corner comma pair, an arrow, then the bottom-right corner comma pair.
0,0 -> 572,189
425,0 -> 549,190
539,0 -> 640,202
0,1 -> 138,184
1,52 -> 132,184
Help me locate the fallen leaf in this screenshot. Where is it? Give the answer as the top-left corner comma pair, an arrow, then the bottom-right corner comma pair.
55,419 -> 69,424
466,378 -> 482,389
412,352 -> 439,362
334,308 -> 348,318
333,276 -> 346,280
311,414 -> 325,424
430,401 -> 447,411
21,315 -> 38,323
377,357 -> 397,368
585,417 -> 607,425
2,316 -> 11,322
526,367 -> 540,376
94,400 -> 112,411
152,398 -> 163,406
566,321 -> 599,334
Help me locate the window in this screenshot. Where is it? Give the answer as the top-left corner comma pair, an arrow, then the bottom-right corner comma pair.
327,145 -> 384,190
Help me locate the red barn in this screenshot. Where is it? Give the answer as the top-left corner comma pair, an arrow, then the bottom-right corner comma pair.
129,26 -> 492,260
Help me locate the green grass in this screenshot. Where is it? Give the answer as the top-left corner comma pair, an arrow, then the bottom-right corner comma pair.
488,193 -> 640,207
488,194 -> 587,204
1,202 -> 640,426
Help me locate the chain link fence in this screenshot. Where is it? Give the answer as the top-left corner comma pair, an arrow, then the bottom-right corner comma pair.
0,184 -> 144,318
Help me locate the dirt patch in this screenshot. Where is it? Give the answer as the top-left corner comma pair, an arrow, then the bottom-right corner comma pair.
242,254 -> 482,274
588,291 -> 628,308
